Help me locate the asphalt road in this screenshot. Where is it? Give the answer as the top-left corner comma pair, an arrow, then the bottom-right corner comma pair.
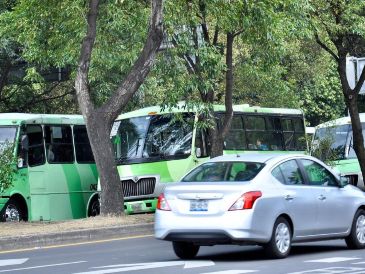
0,236 -> 365,274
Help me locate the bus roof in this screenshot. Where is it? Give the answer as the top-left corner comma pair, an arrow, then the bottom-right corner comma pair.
0,113 -> 85,126
116,103 -> 303,120
316,113 -> 365,129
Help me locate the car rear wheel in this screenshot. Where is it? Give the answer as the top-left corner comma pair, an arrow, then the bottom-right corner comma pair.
264,217 -> 292,259
172,241 -> 200,259
345,209 -> 365,249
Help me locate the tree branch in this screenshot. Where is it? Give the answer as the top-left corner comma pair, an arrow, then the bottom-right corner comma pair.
314,33 -> 339,61
100,0 -> 164,122
75,0 -> 99,119
221,32 -> 234,137
213,26 -> 219,46
198,0 -> 210,44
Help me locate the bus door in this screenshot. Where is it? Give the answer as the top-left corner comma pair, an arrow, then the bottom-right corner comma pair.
26,124 -> 50,221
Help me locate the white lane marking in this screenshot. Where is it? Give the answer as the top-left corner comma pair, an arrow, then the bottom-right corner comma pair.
75,260 -> 215,274
200,270 -> 257,274
0,259 -> 28,267
0,261 -> 87,273
305,257 -> 361,263
184,260 -> 215,268
288,266 -> 365,274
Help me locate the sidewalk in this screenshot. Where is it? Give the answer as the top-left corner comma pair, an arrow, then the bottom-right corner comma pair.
0,215 -> 154,251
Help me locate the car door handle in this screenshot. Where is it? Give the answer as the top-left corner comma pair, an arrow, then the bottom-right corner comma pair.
318,195 -> 326,201
285,195 -> 294,201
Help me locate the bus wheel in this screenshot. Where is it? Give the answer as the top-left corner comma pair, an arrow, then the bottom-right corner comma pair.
88,197 -> 100,217
2,199 -> 24,222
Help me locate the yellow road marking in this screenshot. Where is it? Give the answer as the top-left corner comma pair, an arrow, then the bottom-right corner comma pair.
0,234 -> 154,254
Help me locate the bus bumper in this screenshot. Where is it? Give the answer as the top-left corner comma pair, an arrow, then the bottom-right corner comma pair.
124,198 -> 158,214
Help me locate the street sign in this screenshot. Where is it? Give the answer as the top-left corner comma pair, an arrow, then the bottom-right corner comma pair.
346,57 -> 365,94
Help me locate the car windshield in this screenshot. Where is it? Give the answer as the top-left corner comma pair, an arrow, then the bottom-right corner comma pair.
112,114 -> 194,164
182,161 -> 265,182
0,126 -> 17,154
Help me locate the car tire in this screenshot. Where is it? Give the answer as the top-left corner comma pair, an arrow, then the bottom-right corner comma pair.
345,209 -> 365,249
264,217 -> 292,259
172,241 -> 200,259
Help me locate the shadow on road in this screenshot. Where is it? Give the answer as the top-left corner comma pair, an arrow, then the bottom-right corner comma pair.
196,241 -> 349,261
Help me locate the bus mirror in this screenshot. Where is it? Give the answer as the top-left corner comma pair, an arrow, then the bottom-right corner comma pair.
195,147 -> 202,158
21,135 -> 29,151
17,157 -> 24,168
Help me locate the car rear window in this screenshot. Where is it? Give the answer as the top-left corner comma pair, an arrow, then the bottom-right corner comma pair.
181,161 -> 265,182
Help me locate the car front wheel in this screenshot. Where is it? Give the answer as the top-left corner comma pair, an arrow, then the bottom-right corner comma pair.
172,241 -> 200,259
264,217 -> 292,259
345,209 -> 365,249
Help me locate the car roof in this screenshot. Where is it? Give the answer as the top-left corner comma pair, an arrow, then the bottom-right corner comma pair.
208,153 -> 309,164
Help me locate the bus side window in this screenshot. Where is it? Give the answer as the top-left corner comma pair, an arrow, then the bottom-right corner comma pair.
74,125 -> 95,163
26,125 -> 45,167
45,125 -> 74,163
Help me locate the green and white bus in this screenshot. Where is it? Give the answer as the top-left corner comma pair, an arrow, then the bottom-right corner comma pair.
0,113 -> 99,222
313,114 -> 365,190
110,103 -> 307,214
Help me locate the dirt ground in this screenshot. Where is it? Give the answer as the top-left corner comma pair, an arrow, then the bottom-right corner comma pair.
0,214 -> 154,238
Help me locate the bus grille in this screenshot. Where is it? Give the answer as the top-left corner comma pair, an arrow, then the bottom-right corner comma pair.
121,178 -> 156,197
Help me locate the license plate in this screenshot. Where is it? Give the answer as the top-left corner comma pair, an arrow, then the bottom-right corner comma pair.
190,200 -> 208,211
131,203 -> 143,212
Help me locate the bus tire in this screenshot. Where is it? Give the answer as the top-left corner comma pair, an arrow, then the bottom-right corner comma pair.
88,196 -> 100,217
1,198 -> 26,222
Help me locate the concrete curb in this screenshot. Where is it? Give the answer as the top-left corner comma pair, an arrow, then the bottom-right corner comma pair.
0,223 -> 154,251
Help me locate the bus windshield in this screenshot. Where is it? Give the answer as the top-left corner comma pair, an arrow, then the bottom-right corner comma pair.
113,114 -> 193,163
313,124 -> 350,159
0,126 -> 17,143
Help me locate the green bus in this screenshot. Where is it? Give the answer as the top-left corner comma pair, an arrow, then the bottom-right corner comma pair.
0,113 -> 99,222
313,114 -> 365,190
110,103 -> 307,214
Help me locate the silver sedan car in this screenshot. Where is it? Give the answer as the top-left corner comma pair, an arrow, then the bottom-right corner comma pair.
154,154 -> 365,259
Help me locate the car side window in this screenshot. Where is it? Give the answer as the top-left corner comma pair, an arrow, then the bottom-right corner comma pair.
300,159 -> 338,187
272,160 -> 304,185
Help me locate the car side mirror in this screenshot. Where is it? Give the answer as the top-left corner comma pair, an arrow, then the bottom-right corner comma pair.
195,147 -> 202,158
339,176 -> 349,188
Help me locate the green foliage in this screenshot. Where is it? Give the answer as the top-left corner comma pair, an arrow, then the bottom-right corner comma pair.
0,0 -> 151,107
0,141 -> 16,193
311,136 -> 342,167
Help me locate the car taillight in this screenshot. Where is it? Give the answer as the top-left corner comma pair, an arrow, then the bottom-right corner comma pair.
157,193 -> 171,211
229,191 -> 262,211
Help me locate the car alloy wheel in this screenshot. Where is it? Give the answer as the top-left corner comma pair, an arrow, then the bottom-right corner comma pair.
356,214 -> 365,244
275,223 -> 291,254
346,209 -> 365,249
264,217 -> 292,259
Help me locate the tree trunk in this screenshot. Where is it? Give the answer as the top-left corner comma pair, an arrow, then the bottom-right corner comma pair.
345,94 -> 365,180
207,32 -> 234,158
74,0 -> 163,216
86,113 -> 124,215
337,53 -> 365,184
